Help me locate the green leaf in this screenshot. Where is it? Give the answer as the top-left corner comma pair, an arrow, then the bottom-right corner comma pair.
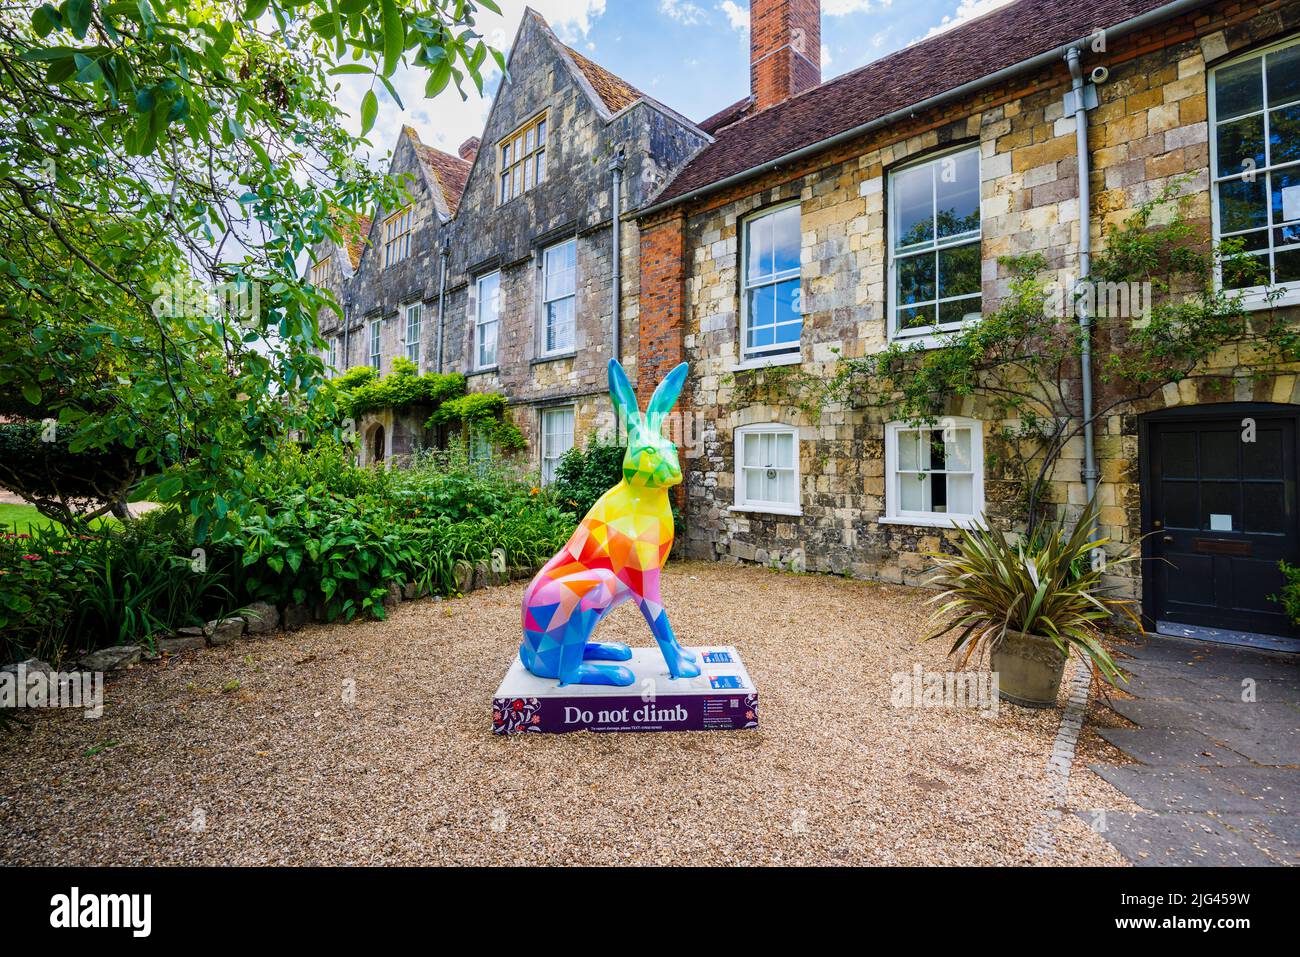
68,0 -> 92,40
359,88 -> 377,135
381,0 -> 402,76
242,0 -> 270,19
31,4 -> 60,37
424,60 -> 450,98
21,383 -> 41,405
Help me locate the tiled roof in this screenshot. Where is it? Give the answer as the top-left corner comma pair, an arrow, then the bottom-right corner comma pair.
563,43 -> 644,114
343,215 -> 371,268
404,126 -> 473,215
651,0 -> 1190,207
698,95 -> 755,135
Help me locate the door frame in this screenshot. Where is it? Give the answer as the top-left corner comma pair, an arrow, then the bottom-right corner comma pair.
1138,401 -> 1300,633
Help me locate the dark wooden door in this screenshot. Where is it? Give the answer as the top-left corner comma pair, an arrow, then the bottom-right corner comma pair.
1147,409 -> 1299,637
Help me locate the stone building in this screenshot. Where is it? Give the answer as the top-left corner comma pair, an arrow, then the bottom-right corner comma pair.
636,0 -> 1300,647
311,9 -> 708,475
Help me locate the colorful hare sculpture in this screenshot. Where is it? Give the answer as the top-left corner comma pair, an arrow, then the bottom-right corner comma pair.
520,359 -> 700,687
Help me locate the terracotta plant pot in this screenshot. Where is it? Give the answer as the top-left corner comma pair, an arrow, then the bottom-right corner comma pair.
990,630 -> 1067,708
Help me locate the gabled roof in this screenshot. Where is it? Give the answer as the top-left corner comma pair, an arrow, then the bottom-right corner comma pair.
342,215 -> 371,268
649,0 -> 1197,209
402,126 -> 472,216
562,43 -> 644,114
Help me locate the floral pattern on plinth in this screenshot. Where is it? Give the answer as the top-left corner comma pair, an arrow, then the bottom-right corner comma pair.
493,696 -> 543,735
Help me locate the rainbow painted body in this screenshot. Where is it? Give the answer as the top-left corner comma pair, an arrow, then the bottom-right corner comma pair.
520,360 -> 700,687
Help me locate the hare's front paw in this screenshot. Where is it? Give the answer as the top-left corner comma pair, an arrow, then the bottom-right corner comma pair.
663,646 -> 701,680
559,662 -> 636,687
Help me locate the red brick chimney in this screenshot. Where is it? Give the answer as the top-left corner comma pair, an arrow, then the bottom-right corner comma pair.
750,0 -> 821,111
458,136 -> 480,163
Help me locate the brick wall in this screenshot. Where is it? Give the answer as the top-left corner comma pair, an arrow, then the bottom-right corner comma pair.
750,0 -> 821,111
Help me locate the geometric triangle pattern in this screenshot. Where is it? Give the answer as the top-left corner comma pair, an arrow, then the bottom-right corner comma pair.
520,359 -> 701,687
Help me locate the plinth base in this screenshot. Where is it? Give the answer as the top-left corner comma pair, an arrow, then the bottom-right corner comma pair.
492,645 -> 758,734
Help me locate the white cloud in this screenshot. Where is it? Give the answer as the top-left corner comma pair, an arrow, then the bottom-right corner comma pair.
824,0 -> 892,14
916,0 -> 1015,40
821,44 -> 832,68
336,0 -> 607,169
659,0 -> 706,25
718,1 -> 748,32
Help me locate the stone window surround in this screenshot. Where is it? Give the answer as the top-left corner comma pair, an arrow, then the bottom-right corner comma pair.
367,317 -> 382,371
738,199 -> 803,368
383,206 -> 413,268
539,236 -> 578,358
881,417 -> 985,529
473,270 -> 501,371
539,403 -> 575,485
498,110 -> 549,206
730,421 -> 803,517
402,301 -> 422,369
1208,32 -> 1300,311
886,141 -> 984,349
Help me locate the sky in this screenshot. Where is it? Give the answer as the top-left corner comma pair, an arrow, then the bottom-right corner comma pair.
341,0 -> 1017,165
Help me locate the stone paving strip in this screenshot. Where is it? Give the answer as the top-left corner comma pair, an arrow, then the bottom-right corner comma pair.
1083,636 -> 1299,866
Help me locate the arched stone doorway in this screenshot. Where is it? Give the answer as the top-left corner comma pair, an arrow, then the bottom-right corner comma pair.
370,424 -> 386,465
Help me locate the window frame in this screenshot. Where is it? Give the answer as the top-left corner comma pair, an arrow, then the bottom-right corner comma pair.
1208,33 -> 1300,309
326,336 -> 338,373
474,271 -> 500,371
739,201 -> 803,367
368,318 -> 382,372
882,418 -> 985,528
403,301 -> 422,368
383,207 -> 413,268
886,143 -> 984,346
731,422 -> 802,516
541,238 -> 577,357
539,405 -> 575,485
310,256 -> 331,286
499,112 -> 548,205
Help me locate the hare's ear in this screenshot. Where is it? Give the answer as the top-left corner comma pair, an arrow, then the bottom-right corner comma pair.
646,362 -> 688,430
608,358 -> 640,427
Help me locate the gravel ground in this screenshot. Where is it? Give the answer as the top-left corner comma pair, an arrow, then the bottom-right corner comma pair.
0,562 -> 1136,865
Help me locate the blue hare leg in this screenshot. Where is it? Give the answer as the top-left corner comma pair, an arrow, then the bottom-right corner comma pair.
556,618 -> 635,687
639,601 -> 700,679
583,642 -> 633,661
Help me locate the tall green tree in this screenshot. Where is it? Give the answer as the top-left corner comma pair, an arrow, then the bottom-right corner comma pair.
0,0 -> 502,536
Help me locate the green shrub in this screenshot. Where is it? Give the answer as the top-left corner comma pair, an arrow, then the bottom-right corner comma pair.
552,440 -> 627,518
0,509 -> 236,665
1273,561 -> 1300,625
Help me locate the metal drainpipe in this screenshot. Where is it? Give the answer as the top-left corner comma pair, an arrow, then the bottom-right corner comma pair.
609,151 -> 625,363
341,294 -> 352,370
1067,47 -> 1100,531
435,239 -> 449,374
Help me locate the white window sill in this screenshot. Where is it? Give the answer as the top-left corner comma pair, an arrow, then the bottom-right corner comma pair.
468,365 -> 499,375
731,353 -> 802,372
878,515 -> 980,530
729,504 -> 803,517
1235,285 -> 1300,311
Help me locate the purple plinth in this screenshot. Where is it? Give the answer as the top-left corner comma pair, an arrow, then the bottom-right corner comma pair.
492,645 -> 758,735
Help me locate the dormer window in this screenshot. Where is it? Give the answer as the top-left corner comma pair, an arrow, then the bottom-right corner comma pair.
310,256 -> 331,285
383,207 -> 413,267
499,114 -> 547,204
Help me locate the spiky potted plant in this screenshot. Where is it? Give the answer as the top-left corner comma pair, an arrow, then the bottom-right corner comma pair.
923,501 -> 1135,708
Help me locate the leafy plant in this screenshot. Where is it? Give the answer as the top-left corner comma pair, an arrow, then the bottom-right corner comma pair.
1272,561 -> 1300,625
923,501 -> 1136,685
551,439 -> 627,518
